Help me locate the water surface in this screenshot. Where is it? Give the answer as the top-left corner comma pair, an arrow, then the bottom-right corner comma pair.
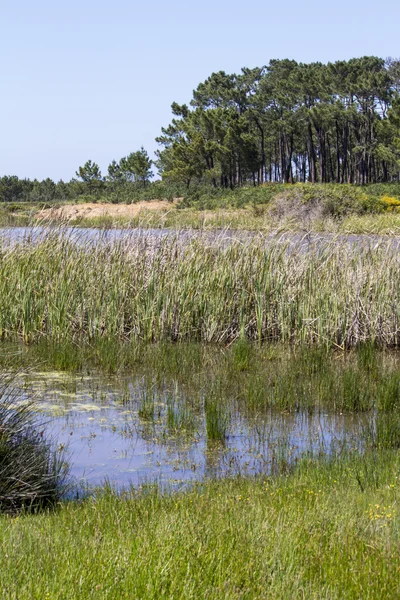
10,368 -> 367,490
1,226 -> 400,251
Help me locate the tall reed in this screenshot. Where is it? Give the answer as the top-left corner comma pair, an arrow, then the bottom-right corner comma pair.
1,230 -> 399,347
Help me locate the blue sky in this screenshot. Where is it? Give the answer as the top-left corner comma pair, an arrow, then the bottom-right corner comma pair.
2,0 -> 399,181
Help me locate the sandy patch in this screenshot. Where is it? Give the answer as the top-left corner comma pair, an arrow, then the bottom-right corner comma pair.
39,201 -> 176,221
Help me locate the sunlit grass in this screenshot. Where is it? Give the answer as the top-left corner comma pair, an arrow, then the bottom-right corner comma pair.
339,213 -> 400,235
3,196 -> 400,233
0,450 -> 399,599
3,340 -> 400,413
31,209 -> 400,233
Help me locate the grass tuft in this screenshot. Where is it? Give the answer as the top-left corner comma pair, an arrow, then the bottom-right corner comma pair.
0,373 -> 67,512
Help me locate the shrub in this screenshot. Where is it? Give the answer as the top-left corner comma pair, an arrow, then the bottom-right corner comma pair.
380,196 -> 400,212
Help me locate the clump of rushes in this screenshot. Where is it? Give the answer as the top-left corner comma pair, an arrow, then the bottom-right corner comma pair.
374,413 -> 400,449
230,338 -> 253,371
204,385 -> 229,442
0,373 -> 67,512
137,387 -> 156,422
166,388 -> 196,434
1,229 -> 400,347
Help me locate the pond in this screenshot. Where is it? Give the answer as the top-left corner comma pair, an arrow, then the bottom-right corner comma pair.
5,343 -> 395,491
30,372 -> 365,489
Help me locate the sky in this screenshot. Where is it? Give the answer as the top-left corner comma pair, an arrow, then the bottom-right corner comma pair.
1,0 -> 400,181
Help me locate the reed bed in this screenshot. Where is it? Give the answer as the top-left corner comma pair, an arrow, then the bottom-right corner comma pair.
1,230 -> 400,347
15,209 -> 400,234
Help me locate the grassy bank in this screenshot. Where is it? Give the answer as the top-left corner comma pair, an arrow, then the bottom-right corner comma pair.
64,208 -> 400,234
1,450 -> 399,599
1,232 -> 400,347
2,182 -> 400,233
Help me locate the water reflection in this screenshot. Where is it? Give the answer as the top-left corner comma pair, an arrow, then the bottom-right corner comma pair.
13,370 -> 367,489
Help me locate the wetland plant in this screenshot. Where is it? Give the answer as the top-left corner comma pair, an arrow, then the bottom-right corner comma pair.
378,373 -> 400,411
337,368 -> 372,412
204,387 -> 229,442
1,231 -> 400,347
0,374 -> 67,512
166,389 -> 196,434
230,338 -> 253,371
374,413 -> 400,449
363,413 -> 400,450
138,387 -> 156,422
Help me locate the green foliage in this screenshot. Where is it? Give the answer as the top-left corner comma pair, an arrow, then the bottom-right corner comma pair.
138,388 -> 156,422
204,384 -> 229,442
107,159 -> 123,183
75,160 -> 104,197
4,341 -> 400,414
1,176 -> 400,217
157,56 -> 400,187
1,450 -> 399,598
2,56 -> 400,206
75,160 -> 102,183
119,147 -> 153,186
0,176 -> 33,202
166,388 -> 196,434
231,338 -> 253,371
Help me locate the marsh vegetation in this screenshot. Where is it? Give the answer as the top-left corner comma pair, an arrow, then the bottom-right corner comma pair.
0,373 -> 67,512
1,230 -> 400,347
3,50 -> 400,598
2,182 -> 400,234
1,224 -> 400,597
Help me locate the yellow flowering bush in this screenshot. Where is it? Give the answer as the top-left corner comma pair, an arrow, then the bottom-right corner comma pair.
380,196 -> 400,211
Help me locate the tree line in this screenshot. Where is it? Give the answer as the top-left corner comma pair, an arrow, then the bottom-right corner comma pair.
0,148 -> 154,203
2,56 -> 400,203
156,56 -> 400,186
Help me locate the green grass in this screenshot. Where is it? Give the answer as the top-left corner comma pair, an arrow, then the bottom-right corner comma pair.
0,341 -> 398,596
4,340 -> 400,440
0,202 -> 38,226
0,450 -> 399,599
337,213 -> 400,235
204,388 -> 229,442
2,182 -> 400,596
1,232 -> 400,347
65,207 -> 269,231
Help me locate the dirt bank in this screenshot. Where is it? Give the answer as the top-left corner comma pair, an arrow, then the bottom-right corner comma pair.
39,201 -> 176,221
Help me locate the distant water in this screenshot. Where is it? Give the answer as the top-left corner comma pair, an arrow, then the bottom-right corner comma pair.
1,225 -> 399,251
